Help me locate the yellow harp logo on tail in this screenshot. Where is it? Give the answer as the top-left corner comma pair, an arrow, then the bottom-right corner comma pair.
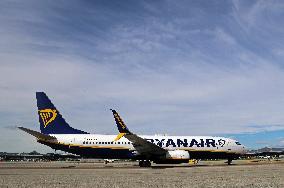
38,109 -> 57,128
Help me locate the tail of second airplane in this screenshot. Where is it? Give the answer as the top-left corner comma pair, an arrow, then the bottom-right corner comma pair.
36,92 -> 89,135
110,109 -> 131,141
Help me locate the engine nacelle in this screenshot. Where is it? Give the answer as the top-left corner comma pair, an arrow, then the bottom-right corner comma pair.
131,150 -> 140,156
165,150 -> 190,159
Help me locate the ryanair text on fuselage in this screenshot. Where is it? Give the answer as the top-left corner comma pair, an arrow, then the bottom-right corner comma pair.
145,138 -> 226,148
19,92 -> 246,167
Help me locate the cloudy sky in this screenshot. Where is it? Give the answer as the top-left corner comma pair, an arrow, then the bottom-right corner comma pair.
0,0 -> 284,152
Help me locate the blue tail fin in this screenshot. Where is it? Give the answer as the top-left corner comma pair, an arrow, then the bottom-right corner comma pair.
36,92 -> 89,134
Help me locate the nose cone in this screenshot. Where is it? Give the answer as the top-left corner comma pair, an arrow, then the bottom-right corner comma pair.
240,145 -> 248,154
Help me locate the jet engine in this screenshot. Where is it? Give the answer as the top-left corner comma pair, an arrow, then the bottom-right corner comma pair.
165,150 -> 190,159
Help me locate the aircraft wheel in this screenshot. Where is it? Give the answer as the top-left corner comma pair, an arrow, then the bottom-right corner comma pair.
139,160 -> 151,167
139,161 -> 143,167
144,160 -> 151,167
227,158 -> 233,165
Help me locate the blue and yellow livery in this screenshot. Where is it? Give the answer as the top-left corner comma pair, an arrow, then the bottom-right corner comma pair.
19,92 -> 247,167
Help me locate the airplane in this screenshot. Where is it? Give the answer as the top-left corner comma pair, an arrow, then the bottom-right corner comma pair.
19,92 -> 246,167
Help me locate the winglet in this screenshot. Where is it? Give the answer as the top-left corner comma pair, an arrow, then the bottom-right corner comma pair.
110,109 -> 130,141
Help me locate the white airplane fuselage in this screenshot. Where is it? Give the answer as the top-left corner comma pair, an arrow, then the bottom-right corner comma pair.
21,92 -> 247,166
39,134 -> 246,162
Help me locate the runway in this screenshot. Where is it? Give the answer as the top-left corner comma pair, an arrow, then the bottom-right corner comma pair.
0,160 -> 283,187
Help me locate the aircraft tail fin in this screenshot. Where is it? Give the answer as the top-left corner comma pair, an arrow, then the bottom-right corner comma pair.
36,92 -> 89,135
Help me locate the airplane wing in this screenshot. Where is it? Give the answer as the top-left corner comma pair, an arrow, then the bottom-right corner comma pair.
124,134 -> 167,156
110,109 -> 167,156
18,127 -> 57,141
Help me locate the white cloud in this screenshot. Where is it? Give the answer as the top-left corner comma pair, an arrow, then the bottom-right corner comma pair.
1,1 -> 284,152
214,28 -> 237,45
272,48 -> 284,58
279,139 -> 284,147
1,53 -> 284,136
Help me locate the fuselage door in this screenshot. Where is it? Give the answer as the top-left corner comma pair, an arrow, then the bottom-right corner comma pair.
69,138 -> 75,147
226,140 -> 232,151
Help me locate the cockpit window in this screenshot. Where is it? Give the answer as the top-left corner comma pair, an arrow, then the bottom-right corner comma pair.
235,142 -> 241,145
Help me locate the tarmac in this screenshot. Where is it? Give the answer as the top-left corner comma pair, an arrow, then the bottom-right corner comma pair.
0,159 -> 283,188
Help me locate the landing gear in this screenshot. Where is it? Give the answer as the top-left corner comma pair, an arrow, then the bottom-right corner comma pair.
139,160 -> 151,167
227,158 -> 233,165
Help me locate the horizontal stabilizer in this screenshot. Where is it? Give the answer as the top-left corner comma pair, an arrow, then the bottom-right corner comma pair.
18,127 -> 56,141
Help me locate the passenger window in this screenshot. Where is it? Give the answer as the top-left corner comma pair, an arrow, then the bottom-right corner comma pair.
118,142 -> 120,144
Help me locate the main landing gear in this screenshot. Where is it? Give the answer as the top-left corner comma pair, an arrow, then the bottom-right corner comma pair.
227,158 -> 233,165
139,160 -> 151,167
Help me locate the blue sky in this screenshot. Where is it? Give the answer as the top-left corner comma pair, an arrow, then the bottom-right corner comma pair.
0,0 -> 284,152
